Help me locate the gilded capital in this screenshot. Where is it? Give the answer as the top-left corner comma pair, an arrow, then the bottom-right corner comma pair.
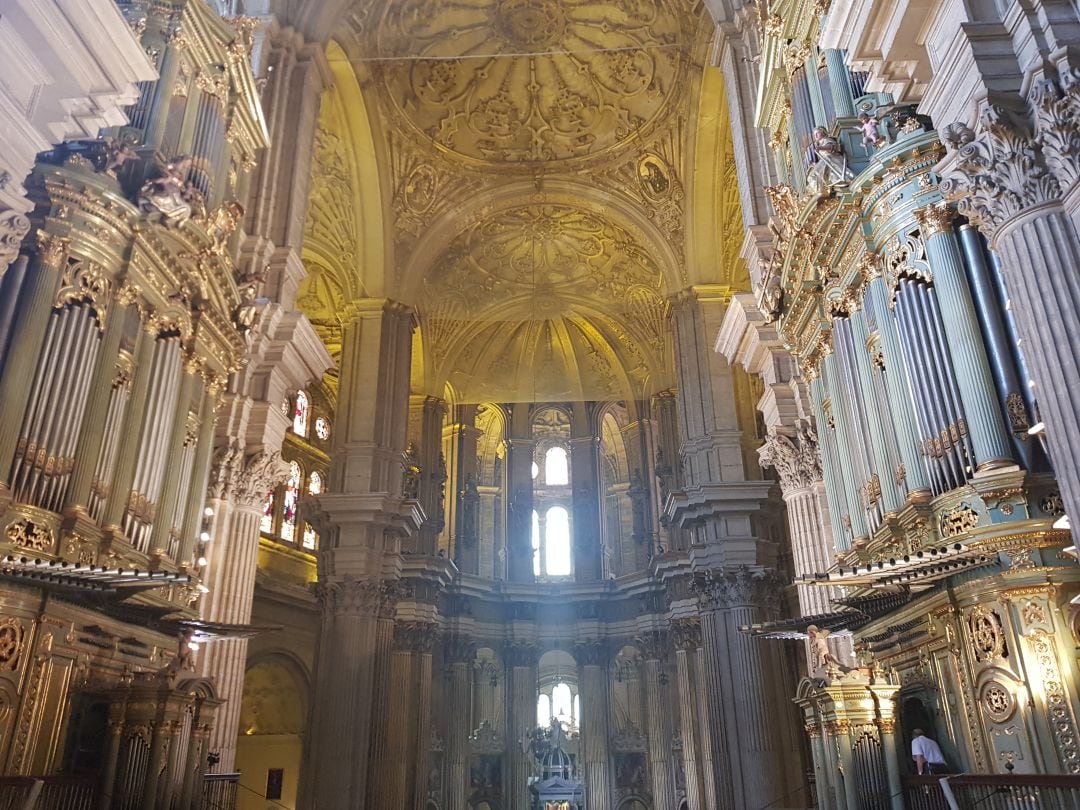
914,203 -> 956,238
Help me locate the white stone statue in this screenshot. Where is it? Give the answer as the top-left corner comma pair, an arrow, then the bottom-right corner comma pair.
806,128 -> 853,195
139,156 -> 201,227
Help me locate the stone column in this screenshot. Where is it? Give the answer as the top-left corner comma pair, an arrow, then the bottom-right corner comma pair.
447,406 -> 482,572
697,569 -> 791,810
444,634 -> 476,810
365,592 -> 398,807
691,631 -> 719,810
914,203 -> 1015,470
940,98 -> 1080,518
505,406 -> 535,582
505,642 -> 537,810
575,640 -> 613,810
302,300 -> 421,810
197,449 -> 288,770
639,632 -> 675,810
569,433 -> 603,581
672,620 -> 707,810
385,621 -> 437,809
306,578 -> 387,808
417,396 -> 448,555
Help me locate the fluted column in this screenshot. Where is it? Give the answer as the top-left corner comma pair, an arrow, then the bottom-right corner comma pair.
384,621 -> 437,809
506,642 -> 537,810
364,593 -> 398,807
506,407 -> 535,582
639,632 -> 675,810
690,630 -> 719,810
916,203 -> 1015,470
0,236 -> 67,487
697,569 -> 791,810
672,620 -> 707,810
444,634 -> 475,810
576,640 -> 613,810
940,99 -> 1080,518
415,396 -> 448,554
197,449 -> 288,770
570,433 -> 603,581
448,406 -> 482,572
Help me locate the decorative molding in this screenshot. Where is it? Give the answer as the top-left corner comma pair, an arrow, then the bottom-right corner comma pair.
0,209 -> 31,271
695,567 -> 786,612
757,424 -> 823,492
313,575 -> 385,617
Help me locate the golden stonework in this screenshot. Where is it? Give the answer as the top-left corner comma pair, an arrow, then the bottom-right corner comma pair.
372,0 -> 690,167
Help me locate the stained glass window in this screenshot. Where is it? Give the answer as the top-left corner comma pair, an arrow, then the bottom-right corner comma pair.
308,470 -> 323,495
260,490 -> 274,534
315,416 -> 330,440
293,391 -> 310,437
281,461 -> 301,543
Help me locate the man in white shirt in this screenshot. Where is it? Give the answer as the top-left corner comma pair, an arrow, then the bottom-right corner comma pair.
911,728 -> 948,775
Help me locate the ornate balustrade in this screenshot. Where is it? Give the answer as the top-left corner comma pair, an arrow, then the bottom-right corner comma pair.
0,775 -> 97,810
904,773 -> 1080,809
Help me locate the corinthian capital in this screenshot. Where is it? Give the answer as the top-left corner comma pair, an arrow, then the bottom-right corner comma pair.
313,575 -> 384,616
228,450 -> 289,508
758,425 -> 822,492
1030,69 -> 1080,191
695,567 -> 785,611
939,104 -> 1061,239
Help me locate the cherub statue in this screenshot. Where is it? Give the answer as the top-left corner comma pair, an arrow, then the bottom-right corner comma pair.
101,135 -> 140,175
139,156 -> 200,227
857,113 -> 883,153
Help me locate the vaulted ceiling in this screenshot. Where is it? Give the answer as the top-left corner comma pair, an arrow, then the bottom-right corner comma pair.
299,0 -> 745,403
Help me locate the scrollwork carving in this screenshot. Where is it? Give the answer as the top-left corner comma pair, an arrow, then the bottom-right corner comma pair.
0,209 -> 31,270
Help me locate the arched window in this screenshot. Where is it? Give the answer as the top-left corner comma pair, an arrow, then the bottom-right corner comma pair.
293,391 -> 310,437
537,693 -> 551,727
544,446 -> 568,485
314,416 -> 330,441
545,506 -> 571,576
532,509 -> 541,577
551,681 -> 573,725
302,471 -> 323,551
281,461 -> 302,543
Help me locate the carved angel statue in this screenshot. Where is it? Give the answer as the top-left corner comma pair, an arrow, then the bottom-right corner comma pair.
233,262 -> 269,334
807,624 -> 850,678
206,200 -> 245,253
161,629 -> 198,679
139,156 -> 201,228
806,128 -> 853,194
101,135 -> 140,174
856,113 -> 884,153
402,443 -> 422,500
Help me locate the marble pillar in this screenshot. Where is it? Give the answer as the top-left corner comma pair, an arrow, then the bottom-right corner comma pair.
576,641 -> 613,810
672,620 -> 707,810
640,632 -> 676,810
697,568 -> 791,810
444,634 -> 476,810
570,433 -> 603,581
505,643 -> 537,810
198,449 -> 288,770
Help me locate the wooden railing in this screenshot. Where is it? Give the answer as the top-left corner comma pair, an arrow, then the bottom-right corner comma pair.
200,773 -> 240,810
0,776 -> 97,810
904,773 -> 1080,809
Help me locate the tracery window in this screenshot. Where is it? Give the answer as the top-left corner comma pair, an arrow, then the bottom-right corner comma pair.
260,461 -> 325,551
293,391 -> 310,437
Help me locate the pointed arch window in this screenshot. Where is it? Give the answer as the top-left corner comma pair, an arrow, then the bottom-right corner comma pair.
544,446 -> 568,485
293,391 -> 310,437
281,461 -> 302,543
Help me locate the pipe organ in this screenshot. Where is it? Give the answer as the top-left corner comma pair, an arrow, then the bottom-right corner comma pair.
0,0 -> 267,801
